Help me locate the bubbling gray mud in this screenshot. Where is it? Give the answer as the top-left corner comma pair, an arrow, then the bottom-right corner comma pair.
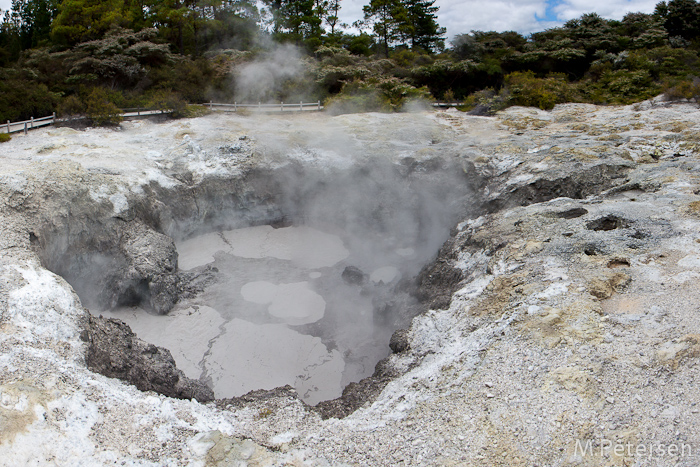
35,112 -> 479,406
96,155 -> 475,405
102,220 -> 439,405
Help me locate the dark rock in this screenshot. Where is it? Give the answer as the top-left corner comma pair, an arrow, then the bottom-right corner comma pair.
314,356 -> 401,419
83,314 -> 214,402
341,266 -> 366,285
556,207 -> 588,219
415,257 -> 464,310
586,214 -> 631,231
389,329 -> 410,353
117,222 -> 180,314
216,385 -> 300,410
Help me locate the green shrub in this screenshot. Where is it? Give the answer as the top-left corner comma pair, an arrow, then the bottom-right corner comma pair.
0,133 -> 11,143
442,89 -> 456,102
663,77 -> 700,100
504,71 -> 578,110
581,69 -> 659,104
459,88 -> 508,114
0,70 -> 60,122
84,88 -> 123,126
178,105 -> 210,118
325,77 -> 432,114
57,95 -> 86,118
146,89 -> 189,118
325,82 -> 391,114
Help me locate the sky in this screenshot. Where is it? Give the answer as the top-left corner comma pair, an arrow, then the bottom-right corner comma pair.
0,0 -> 660,44
341,0 -> 661,42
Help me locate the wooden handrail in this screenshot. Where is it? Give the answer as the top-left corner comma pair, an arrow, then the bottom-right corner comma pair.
1,100 -> 328,135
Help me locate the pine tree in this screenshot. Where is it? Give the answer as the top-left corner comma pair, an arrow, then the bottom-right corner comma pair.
51,0 -> 133,45
400,0 -> 444,51
262,0 -> 321,44
324,0 -> 342,35
362,0 -> 444,55
362,0 -> 402,57
655,0 -> 700,40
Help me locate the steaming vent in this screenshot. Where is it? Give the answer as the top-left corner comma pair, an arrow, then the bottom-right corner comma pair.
34,118 -> 477,406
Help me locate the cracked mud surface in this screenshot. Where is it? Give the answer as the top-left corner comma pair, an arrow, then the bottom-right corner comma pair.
2,99 -> 700,465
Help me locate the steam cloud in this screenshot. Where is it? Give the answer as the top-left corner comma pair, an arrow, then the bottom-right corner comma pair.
233,44 -> 306,103
38,110 -> 479,402
192,113 -> 477,391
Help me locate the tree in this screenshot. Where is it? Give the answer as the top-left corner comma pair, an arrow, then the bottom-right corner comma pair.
9,0 -> 60,48
261,0 -> 322,45
655,0 -> 700,40
362,0 -> 403,57
149,0 -> 194,54
67,28 -> 172,88
193,0 -> 260,51
51,0 -> 133,45
399,0 -> 444,52
283,0 -> 322,44
324,0 -> 342,35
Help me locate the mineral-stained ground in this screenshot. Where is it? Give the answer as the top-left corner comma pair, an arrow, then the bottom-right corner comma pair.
2,99 -> 700,465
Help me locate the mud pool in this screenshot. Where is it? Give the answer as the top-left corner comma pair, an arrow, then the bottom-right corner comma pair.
20,110 -> 476,419
99,224 -> 421,404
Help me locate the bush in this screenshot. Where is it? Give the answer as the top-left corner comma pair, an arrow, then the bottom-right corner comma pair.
459,88 -> 508,114
325,82 -> 391,114
325,78 -> 432,114
57,95 -> 86,118
582,69 -> 659,104
0,70 -> 60,122
504,71 -> 579,110
147,89 -> 188,118
84,88 -> 123,126
663,77 -> 700,100
0,133 -> 11,143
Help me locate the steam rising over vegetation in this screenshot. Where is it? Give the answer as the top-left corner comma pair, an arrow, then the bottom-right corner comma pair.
3,0 -> 700,121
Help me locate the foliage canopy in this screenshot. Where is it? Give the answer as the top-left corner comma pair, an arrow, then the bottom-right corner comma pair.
2,0 -> 700,120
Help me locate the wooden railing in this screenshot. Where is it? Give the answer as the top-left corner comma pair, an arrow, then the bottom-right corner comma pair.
120,108 -> 170,117
432,102 -> 464,108
3,113 -> 56,134
2,100 -> 466,136
0,102 -> 323,135
208,101 -> 323,112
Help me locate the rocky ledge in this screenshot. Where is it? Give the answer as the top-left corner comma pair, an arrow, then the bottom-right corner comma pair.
2,100 -> 700,465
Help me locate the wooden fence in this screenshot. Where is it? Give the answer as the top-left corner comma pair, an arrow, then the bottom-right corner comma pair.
1,100 -> 465,136
3,113 -> 56,135
207,101 -> 324,112
432,102 -> 464,108
121,108 -> 170,117
1,102 -> 324,135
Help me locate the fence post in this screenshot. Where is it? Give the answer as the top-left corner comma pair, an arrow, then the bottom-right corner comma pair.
258,102 -> 261,110
6,120 -> 9,133
317,100 -> 321,110
30,117 -> 34,129
137,107 -> 140,116
281,102 -> 283,111
234,102 -> 237,112
52,112 -> 56,125
209,101 -> 212,110
24,122 -> 27,135
300,101 -> 303,111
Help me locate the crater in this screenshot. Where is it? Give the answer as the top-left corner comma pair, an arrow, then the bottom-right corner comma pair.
586,214 -> 631,231
33,158 -> 477,406
607,258 -> 631,268
26,126 -> 632,415
556,207 -> 588,219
